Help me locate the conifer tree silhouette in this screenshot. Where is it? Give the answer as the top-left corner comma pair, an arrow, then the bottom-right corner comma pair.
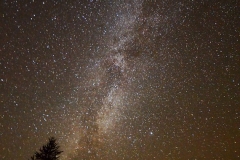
29,137 -> 63,160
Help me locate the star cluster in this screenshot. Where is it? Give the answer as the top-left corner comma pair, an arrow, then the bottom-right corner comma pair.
1,0 -> 239,159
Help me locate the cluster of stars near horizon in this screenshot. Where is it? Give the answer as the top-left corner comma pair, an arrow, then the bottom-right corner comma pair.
1,0 -> 239,160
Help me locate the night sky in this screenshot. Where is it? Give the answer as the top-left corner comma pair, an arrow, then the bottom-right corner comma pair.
1,0 -> 240,159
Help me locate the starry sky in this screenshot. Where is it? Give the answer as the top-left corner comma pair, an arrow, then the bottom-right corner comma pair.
1,0 -> 240,159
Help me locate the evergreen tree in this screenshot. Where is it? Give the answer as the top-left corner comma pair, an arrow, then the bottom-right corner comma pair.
29,137 -> 63,160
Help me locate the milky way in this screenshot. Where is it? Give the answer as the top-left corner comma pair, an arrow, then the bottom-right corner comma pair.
1,0 -> 240,160
62,1 -> 152,158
